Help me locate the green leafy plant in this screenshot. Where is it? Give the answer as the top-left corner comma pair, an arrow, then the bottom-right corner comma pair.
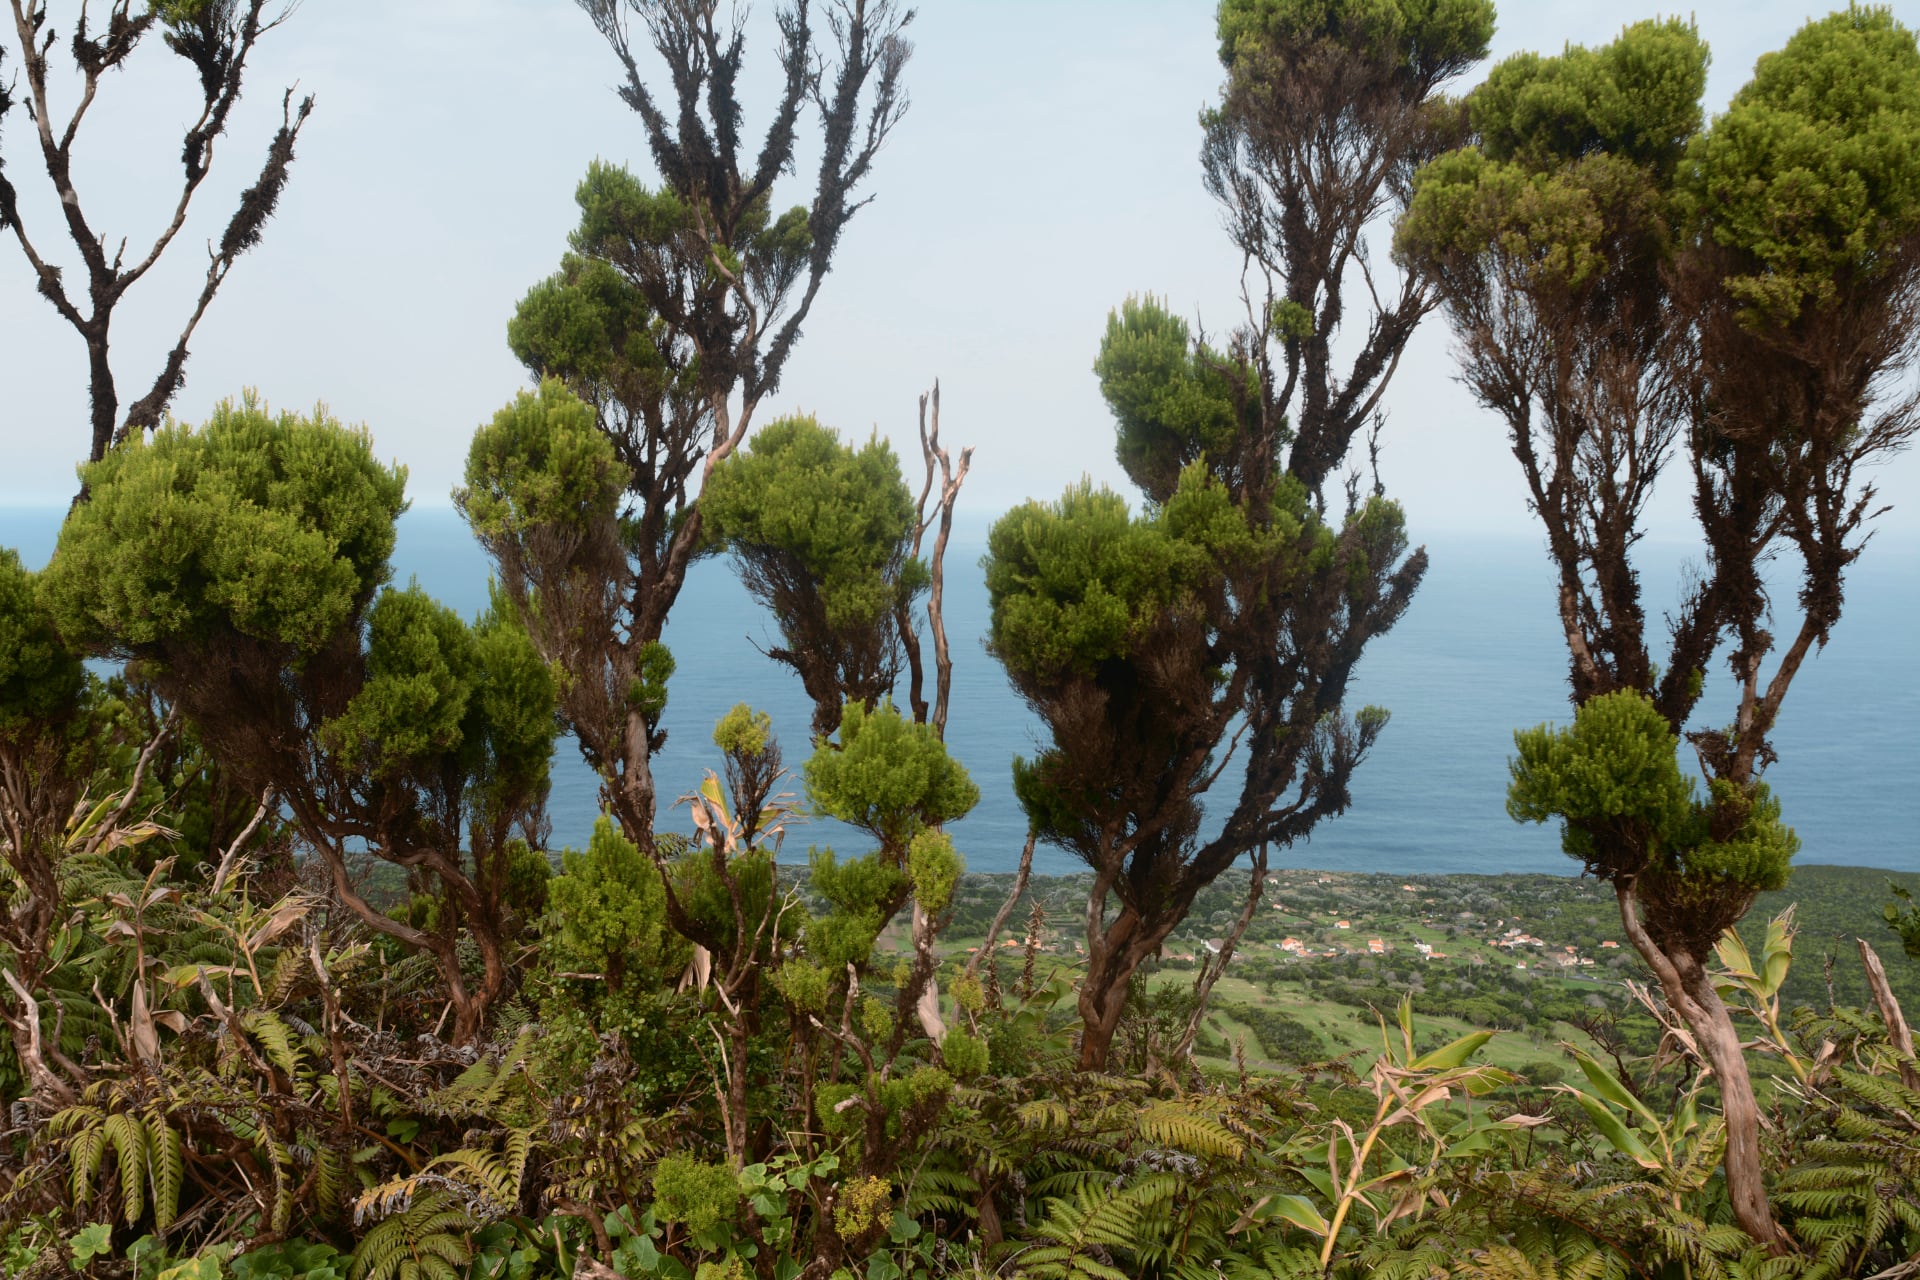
350,1191 -> 474,1280
1885,884 -> 1920,963
155,1247 -> 233,1280
1715,908 -> 1809,1082
1554,1051 -> 1726,1212
67,1222 -> 112,1272
1259,1000 -> 1512,1270
701,417 -> 928,737
50,1091 -> 186,1232
230,1239 -> 351,1280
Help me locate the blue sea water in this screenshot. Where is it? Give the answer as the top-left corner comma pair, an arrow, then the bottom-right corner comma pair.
4,506 -> 1915,878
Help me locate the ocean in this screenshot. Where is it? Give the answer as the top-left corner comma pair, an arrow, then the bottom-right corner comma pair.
4,506 -> 1915,878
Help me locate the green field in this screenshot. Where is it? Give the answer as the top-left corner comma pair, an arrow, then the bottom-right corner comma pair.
935,862 -> 1920,1075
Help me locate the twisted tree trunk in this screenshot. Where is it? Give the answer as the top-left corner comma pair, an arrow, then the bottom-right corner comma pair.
1076,898 -> 1181,1072
1616,885 -> 1784,1249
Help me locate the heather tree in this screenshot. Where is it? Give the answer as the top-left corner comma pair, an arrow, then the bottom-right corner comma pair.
0,547 -> 96,1102
1399,9 -> 1920,1244
984,0 -> 1488,1072
41,397 -> 558,1044
546,816 -> 688,997
700,415 -> 926,737
0,0 -> 312,469
463,1 -> 918,902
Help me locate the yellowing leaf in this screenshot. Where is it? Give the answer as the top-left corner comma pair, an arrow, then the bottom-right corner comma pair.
1265,1193 -> 1331,1238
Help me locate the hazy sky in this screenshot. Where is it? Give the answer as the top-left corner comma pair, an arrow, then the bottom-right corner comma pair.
2,0 -> 1915,539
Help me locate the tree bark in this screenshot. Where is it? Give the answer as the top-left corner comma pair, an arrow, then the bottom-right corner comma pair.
308,835 -> 488,1045
86,330 -> 118,464
1679,959 -> 1780,1248
1616,885 -> 1784,1249
966,832 -> 1035,980
726,1013 -> 751,1168
1076,901 -> 1179,1072
1857,938 -> 1919,1091
2,967 -> 77,1106
1076,969 -> 1133,1072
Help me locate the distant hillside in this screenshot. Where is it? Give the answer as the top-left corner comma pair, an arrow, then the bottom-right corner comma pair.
947,861 -> 1920,1022
1746,863 -> 1920,1013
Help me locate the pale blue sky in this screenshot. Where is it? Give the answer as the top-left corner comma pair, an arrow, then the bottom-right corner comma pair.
2,0 -> 1915,538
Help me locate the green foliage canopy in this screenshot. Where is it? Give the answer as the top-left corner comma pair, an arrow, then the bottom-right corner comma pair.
320,587 -> 555,844
701,416 -> 926,735
561,159 -> 812,337
508,249 -> 675,423
803,700 -> 977,857
987,466 -> 1316,674
44,396 -> 554,833
459,379 -> 652,764
460,379 -> 624,547
1397,18 -> 1709,300
985,483 -> 1184,681
802,701 -> 974,974
44,394 -> 406,658
1509,691 -> 1796,957
1216,0 -> 1494,87
1687,6 -> 1920,326
0,549 -> 84,735
547,816 -> 688,994
984,470 -> 1289,691
1471,17 -> 1707,173
1401,9 -> 1920,332
702,416 -> 921,634
1093,297 -> 1244,505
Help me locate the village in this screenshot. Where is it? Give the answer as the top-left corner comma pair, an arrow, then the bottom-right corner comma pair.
950,869 -> 1632,976
926,861 -> 1917,1086
1255,899 -> 1622,973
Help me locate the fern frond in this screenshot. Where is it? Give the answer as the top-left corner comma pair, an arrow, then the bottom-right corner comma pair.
1670,1117 -> 1727,1194
1010,1245 -> 1131,1280
103,1109 -> 148,1225
244,1009 -> 304,1080
267,1132 -> 295,1235
144,1103 -> 183,1231
314,1144 -> 350,1215
261,946 -> 304,1005
59,1109 -> 108,1207
1018,1099 -> 1070,1130
1027,1168 -> 1113,1200
904,1165 -> 979,1218
350,1190 -> 476,1280
1026,1183 -> 1144,1264
1137,1100 -> 1244,1160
